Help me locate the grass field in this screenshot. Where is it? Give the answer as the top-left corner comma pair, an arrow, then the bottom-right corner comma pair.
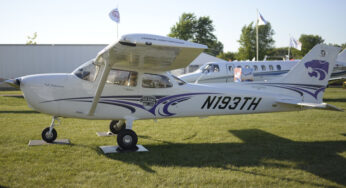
0,88 -> 345,188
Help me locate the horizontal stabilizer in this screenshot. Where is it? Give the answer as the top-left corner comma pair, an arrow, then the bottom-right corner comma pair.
276,99 -> 343,111
298,102 -> 343,111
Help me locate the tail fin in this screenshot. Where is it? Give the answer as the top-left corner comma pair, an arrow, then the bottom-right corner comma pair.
279,44 -> 340,103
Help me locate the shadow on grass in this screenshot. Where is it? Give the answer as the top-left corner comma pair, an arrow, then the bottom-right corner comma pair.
0,110 -> 39,114
104,129 -> 346,187
323,98 -> 346,103
1,95 -> 23,98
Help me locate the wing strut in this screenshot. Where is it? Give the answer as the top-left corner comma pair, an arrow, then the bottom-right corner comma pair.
88,59 -> 111,116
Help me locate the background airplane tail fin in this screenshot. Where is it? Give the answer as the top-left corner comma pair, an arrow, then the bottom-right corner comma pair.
279,44 -> 340,103
336,49 -> 346,63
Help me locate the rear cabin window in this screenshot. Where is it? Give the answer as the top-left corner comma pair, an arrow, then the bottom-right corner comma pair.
276,65 -> 282,71
269,65 -> 274,71
253,65 -> 258,71
261,65 -> 266,71
245,65 -> 250,69
228,66 -> 233,72
107,69 -> 138,87
142,74 -> 173,88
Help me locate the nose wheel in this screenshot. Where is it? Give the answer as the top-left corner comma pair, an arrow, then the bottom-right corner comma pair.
42,127 -> 57,143
41,116 -> 60,143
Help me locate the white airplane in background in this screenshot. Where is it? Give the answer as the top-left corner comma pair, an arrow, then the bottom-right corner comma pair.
180,60 -> 297,83
179,50 -> 346,84
4,34 -> 342,150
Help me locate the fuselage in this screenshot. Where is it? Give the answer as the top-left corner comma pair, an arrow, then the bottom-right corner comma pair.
19,63 -> 302,121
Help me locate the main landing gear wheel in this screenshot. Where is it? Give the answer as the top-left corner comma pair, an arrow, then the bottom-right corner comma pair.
117,129 -> 138,150
109,120 -> 126,134
42,127 -> 57,143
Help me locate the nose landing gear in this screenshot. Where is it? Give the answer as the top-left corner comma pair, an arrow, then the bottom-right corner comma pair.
41,116 -> 60,143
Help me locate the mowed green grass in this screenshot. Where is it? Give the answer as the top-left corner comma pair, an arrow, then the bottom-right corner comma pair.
0,88 -> 345,188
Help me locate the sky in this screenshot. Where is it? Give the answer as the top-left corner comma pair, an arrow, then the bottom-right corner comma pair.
1,0 -> 345,52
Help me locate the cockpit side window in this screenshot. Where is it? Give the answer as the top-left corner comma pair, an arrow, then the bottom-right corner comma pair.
107,69 -> 138,87
73,60 -> 99,82
142,74 -> 173,88
202,64 -> 220,73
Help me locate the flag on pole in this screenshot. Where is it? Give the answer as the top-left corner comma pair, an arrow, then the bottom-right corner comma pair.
109,8 -> 120,23
257,11 -> 268,26
290,37 -> 302,50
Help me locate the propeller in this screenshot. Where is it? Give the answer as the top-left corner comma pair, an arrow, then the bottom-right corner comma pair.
0,77 -> 21,89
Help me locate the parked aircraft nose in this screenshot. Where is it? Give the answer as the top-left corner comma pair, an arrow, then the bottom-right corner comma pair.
4,77 -> 21,89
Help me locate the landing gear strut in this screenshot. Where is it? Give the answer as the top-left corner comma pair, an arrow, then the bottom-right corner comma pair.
116,118 -> 138,150
42,116 -> 59,143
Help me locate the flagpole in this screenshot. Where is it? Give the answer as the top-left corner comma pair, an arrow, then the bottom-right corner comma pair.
256,10 -> 259,61
288,35 -> 291,60
117,23 -> 119,39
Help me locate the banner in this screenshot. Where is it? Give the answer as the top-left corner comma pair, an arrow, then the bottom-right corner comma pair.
257,11 -> 268,26
109,8 -> 120,23
290,37 -> 302,50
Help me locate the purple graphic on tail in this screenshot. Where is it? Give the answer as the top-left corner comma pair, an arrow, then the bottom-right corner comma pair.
304,60 -> 329,80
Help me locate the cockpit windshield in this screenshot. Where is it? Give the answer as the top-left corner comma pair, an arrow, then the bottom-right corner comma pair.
73,59 -> 100,82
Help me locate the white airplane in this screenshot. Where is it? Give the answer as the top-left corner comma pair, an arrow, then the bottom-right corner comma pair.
4,34 -> 342,150
179,50 -> 346,84
179,60 -> 297,83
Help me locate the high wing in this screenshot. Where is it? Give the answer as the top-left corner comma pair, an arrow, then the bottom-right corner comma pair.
88,34 -> 207,116
95,33 -> 208,71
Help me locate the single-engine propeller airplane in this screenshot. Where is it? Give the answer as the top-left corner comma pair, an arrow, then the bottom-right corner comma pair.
4,34 -> 343,150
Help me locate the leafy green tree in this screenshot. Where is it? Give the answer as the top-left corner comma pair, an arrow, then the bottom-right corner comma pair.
217,51 -> 237,61
331,43 -> 346,50
169,13 -> 196,41
267,47 -> 302,60
169,13 -> 223,56
299,34 -> 324,56
237,22 -> 275,60
341,43 -> 346,50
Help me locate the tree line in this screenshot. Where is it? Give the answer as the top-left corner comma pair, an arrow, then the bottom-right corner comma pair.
169,13 -> 346,61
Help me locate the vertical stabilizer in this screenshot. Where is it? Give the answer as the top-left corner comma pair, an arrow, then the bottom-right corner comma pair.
280,44 -> 340,103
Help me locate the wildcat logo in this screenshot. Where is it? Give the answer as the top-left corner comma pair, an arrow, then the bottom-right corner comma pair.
304,60 -> 329,80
